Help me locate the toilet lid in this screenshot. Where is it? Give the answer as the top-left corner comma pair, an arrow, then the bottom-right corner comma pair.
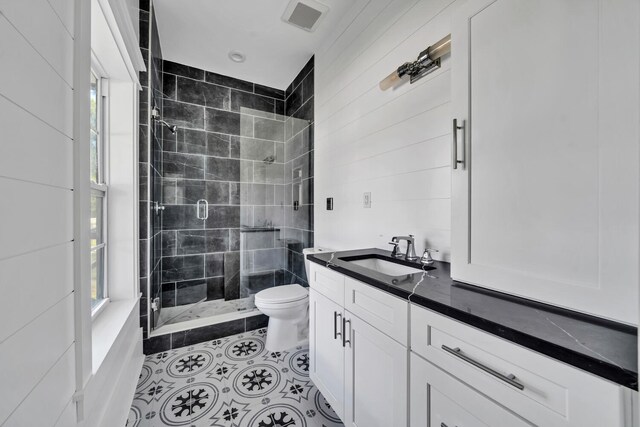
255,284 -> 308,304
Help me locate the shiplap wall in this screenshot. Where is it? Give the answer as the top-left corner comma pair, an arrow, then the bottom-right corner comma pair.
314,0 -> 459,260
0,0 -> 77,425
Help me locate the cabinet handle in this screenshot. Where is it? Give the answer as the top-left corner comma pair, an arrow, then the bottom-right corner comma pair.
440,424 -> 448,427
343,318 -> 351,347
441,345 -> 524,390
452,119 -> 465,170
334,312 -> 342,340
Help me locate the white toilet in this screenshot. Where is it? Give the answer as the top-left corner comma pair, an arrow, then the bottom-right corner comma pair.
255,247 -> 328,351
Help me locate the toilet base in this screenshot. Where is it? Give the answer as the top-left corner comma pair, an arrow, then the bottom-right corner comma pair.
265,316 -> 309,352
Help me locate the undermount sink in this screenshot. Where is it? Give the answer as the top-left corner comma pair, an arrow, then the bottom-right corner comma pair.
345,257 -> 425,277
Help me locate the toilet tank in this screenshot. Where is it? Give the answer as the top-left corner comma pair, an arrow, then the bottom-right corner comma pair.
302,247 -> 331,281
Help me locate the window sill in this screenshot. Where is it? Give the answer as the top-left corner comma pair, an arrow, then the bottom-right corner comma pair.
91,296 -> 139,373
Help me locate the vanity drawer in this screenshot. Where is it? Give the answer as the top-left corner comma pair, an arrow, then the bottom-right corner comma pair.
344,277 -> 408,345
309,263 -> 344,305
410,304 -> 624,427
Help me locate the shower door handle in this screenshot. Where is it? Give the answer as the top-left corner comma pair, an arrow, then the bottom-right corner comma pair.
196,199 -> 209,220
452,118 -> 465,170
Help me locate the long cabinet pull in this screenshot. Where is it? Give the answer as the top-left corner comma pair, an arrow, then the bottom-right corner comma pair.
343,318 -> 351,347
334,312 -> 342,340
452,119 -> 465,170
441,345 -> 524,391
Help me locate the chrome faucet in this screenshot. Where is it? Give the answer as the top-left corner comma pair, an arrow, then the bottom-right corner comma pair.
389,235 -> 418,261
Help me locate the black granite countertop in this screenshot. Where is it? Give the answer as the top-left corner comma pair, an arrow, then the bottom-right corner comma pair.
308,248 -> 638,390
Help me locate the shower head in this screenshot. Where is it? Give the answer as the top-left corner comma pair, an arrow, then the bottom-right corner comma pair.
151,106 -> 177,134
159,120 -> 177,134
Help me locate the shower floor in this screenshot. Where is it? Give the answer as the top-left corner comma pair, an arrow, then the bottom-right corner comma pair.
158,296 -> 258,327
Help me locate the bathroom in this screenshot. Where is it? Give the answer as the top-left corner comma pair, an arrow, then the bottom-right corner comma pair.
1,0 -> 639,426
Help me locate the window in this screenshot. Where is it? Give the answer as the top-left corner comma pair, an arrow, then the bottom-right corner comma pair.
90,70 -> 108,315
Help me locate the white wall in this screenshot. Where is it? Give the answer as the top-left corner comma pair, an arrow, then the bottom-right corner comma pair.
0,0 -> 77,425
314,0 -> 459,260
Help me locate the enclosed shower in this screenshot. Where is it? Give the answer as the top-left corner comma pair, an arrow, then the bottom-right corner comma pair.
138,6 -> 314,347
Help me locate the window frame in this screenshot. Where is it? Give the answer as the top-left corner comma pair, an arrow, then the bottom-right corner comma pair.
90,59 -> 110,319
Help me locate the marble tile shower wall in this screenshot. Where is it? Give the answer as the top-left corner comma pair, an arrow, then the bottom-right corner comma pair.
158,60 -> 291,310
283,57 -> 314,286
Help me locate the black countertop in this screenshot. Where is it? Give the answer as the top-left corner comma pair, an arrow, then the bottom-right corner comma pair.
308,248 -> 638,389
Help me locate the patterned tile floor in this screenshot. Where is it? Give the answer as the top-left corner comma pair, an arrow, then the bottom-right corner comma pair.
127,328 -> 344,427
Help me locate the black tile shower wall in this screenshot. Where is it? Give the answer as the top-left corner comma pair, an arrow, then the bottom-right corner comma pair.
139,0 -> 164,345
283,56 -> 315,286
159,58 -> 290,308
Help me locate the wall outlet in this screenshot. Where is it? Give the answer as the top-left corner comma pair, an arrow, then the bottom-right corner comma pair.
363,192 -> 371,208
326,197 -> 333,210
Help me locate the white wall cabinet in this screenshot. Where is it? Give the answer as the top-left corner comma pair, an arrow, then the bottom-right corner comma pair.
450,0 -> 640,324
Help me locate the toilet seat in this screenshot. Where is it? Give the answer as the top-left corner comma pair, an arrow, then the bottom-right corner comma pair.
255,284 -> 308,305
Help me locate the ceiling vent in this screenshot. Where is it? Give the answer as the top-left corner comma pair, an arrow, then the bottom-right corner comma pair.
282,0 -> 329,33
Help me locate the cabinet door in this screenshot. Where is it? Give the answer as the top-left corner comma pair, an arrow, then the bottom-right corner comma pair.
451,0 -> 639,323
410,353 -> 529,427
344,312 -> 407,427
309,289 -> 345,421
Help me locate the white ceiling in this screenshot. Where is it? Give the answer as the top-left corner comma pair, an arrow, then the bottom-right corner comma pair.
153,0 -> 362,89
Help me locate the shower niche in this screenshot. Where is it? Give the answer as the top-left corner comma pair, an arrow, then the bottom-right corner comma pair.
142,53 -> 315,340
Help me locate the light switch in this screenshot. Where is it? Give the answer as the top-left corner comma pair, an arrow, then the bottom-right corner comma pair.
363,192 -> 371,208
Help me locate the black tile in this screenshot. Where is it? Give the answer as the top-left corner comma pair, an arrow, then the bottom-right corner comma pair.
174,179 -> 204,204
205,108 -> 240,134
176,77 -> 230,110
163,99 -> 204,129
176,279 -> 207,305
163,152 -> 204,179
162,73 -> 176,99
254,83 -> 285,100
241,272 -> 275,297
139,0 -> 149,12
275,99 -> 285,117
161,231 -> 176,256
139,19 -> 149,49
205,252 -> 225,277
289,249 -> 306,279
205,72 -> 253,92
161,255 -> 204,282
162,205 -> 204,230
140,315 -> 148,339
229,182 -> 240,205
176,230 -> 206,255
293,96 -> 314,123
230,90 -> 276,115
139,277 -> 148,297
177,129 -> 207,155
229,228 -> 240,251
205,157 -> 240,181
139,163 -> 149,201
206,277 -> 225,300
205,181 -> 230,204
207,132 -> 231,157
161,282 -> 176,308
205,230 -> 229,253
254,117 -> 284,142
139,202 -> 149,239
139,125 -> 149,160
177,319 -> 246,348
206,206 -> 241,228
302,68 -> 314,103
143,335 -> 170,355
294,55 -> 314,90
246,313 -> 269,331
224,251 -> 240,300
139,292 -> 148,316
163,60 -> 205,80
285,85 -> 302,117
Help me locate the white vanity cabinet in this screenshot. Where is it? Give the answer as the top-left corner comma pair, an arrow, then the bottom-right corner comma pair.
450,0 -> 640,323
410,303 -> 628,427
308,263 -> 409,427
308,263 -> 633,427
